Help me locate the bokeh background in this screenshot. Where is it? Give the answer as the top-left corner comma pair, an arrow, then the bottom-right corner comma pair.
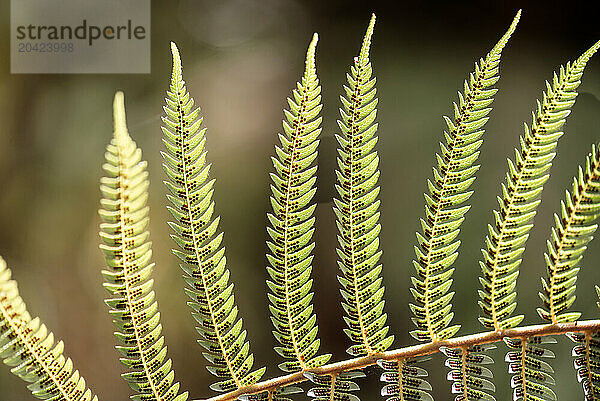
1,0 -> 600,399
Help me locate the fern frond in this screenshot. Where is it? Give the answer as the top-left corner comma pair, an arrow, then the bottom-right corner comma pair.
410,10 -> 521,343
334,12 -> 393,358
505,336 -> 556,401
441,344 -> 496,401
378,357 -> 432,401
537,143 -> 600,323
478,40 -> 600,331
567,332 -> 600,400
305,371 -> 364,401
161,43 -> 265,392
266,32 -> 331,374
99,92 -> 188,401
0,257 -> 99,401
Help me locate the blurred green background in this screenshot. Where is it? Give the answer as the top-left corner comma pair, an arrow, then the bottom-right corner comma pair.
1,0 -> 600,399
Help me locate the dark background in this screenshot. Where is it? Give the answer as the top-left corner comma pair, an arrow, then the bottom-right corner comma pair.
1,0 -> 599,399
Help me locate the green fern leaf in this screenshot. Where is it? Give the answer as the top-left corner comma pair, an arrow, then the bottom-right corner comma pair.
305,371 -> 364,401
161,43 -> 265,392
378,357 -> 432,401
0,256 -> 99,401
441,344 -> 496,401
478,40 -> 600,331
567,331 -> 600,400
505,336 -> 557,401
537,143 -> 600,323
410,10 -> 521,343
266,32 -> 331,374
99,92 -> 188,401
334,12 -> 393,358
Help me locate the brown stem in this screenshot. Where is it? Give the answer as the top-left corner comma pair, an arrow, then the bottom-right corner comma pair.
201,320 -> 600,401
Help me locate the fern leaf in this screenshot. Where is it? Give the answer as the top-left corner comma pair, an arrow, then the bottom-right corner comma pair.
266,32 -> 331,374
161,43 -> 265,392
441,344 -> 496,401
378,357 -> 432,401
567,332 -> 600,400
505,336 -> 557,401
537,144 -> 600,323
478,40 -> 600,331
410,10 -> 521,343
305,371 -> 364,401
0,256 -> 99,401
99,92 -> 188,401
334,12 -> 393,358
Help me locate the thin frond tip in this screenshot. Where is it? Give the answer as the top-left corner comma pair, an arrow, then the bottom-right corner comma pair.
99,92 -> 188,401
0,256 -> 99,401
162,43 -> 265,392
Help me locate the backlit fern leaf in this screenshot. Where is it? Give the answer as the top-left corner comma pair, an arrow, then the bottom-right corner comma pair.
478,40 -> 600,331
161,43 -> 265,392
410,10 -> 521,343
505,336 -> 557,401
305,371 -> 364,401
99,92 -> 188,401
0,257 -> 99,401
537,144 -> 600,323
441,344 -> 496,401
334,13 -> 394,358
378,357 -> 432,401
266,33 -> 331,374
567,331 -> 600,400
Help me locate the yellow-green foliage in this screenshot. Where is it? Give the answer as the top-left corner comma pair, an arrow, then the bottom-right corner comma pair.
0,257 -> 98,401
1,10 -> 600,401
99,92 -> 188,401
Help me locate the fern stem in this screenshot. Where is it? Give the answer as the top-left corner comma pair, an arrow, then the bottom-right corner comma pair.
202,320 -> 600,401
396,359 -> 404,401
460,346 -> 468,400
519,338 -> 528,400
329,374 -> 337,401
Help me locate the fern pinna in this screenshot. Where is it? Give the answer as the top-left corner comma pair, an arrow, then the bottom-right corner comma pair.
266,33 -> 330,374
0,257 -> 98,401
539,144 -> 600,400
410,10 -> 520,343
538,144 -> 600,324
404,11 -> 520,401
478,39 -> 600,333
161,43 -> 266,393
99,92 -> 188,401
334,13 -> 393,358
